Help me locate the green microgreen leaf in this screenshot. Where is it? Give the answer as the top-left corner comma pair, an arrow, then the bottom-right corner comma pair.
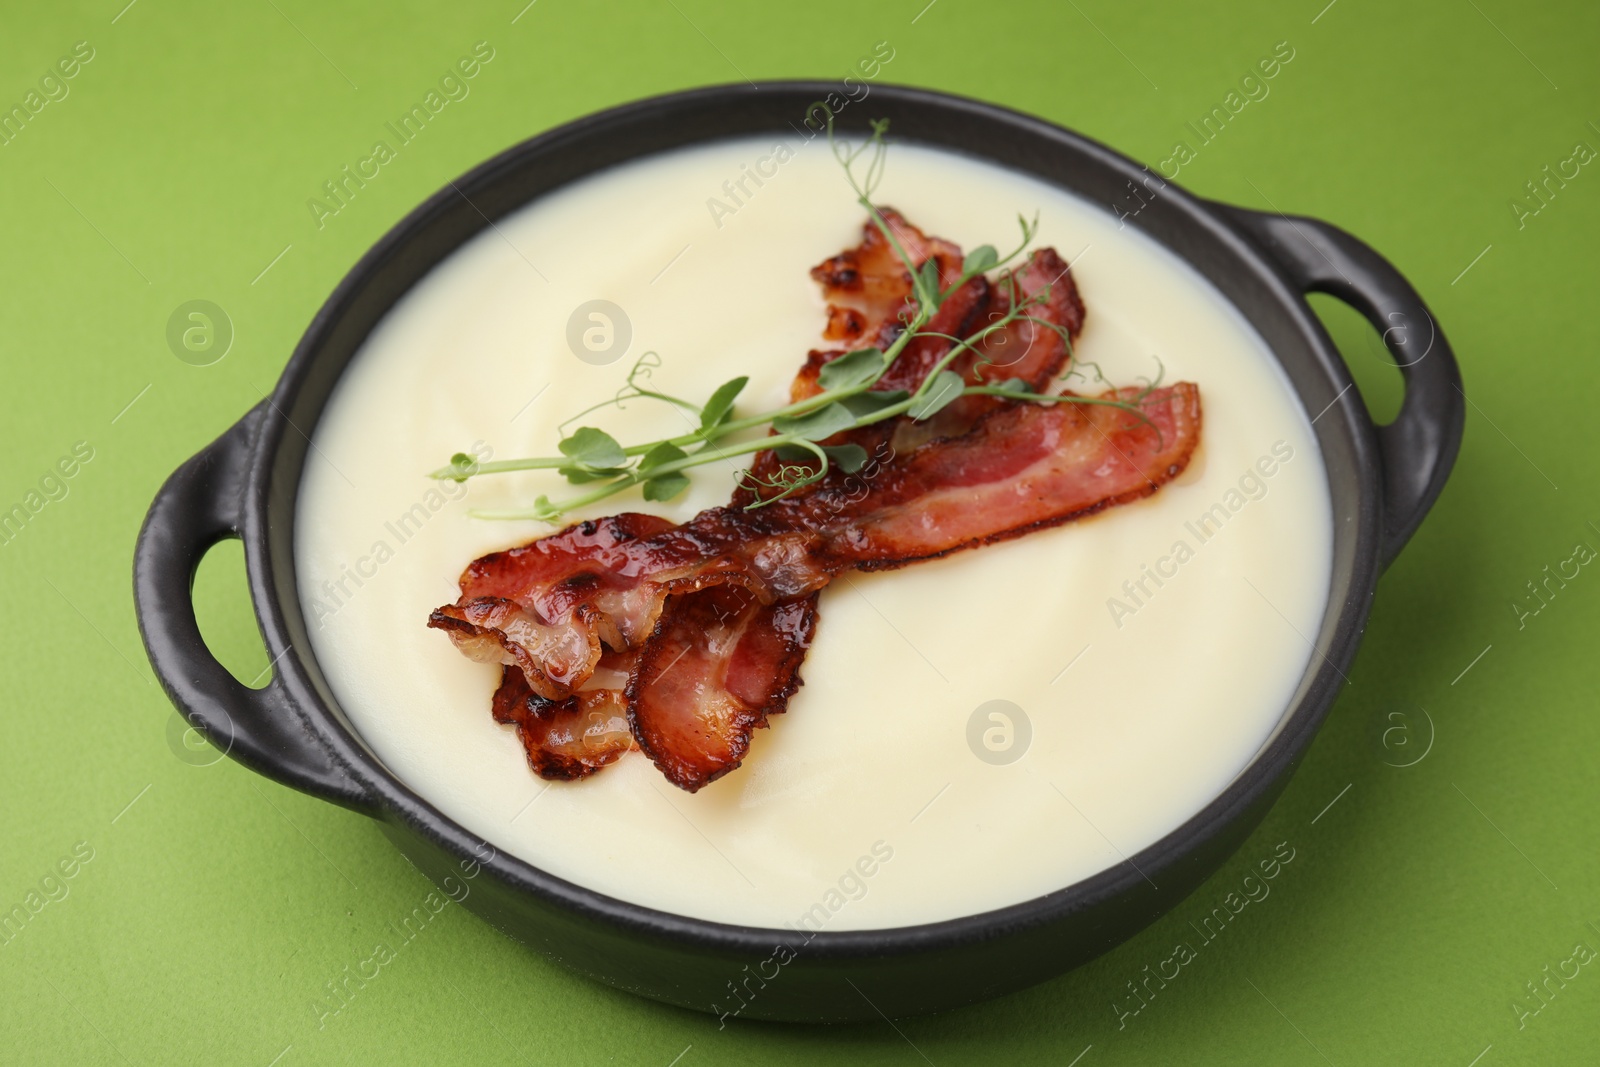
816,348 -> 887,392
639,441 -> 688,471
839,389 -> 909,419
772,402 -> 855,442
698,376 -> 748,435
821,443 -> 868,473
771,442 -> 867,473
559,466 -> 629,485
443,452 -> 479,482
908,370 -> 965,420
917,258 -> 942,310
962,244 -> 998,277
641,472 -> 690,502
991,377 -> 1038,396
557,426 -> 626,471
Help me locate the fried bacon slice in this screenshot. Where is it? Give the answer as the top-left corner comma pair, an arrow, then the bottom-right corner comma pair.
898,246 -> 1085,448
429,512 -> 685,699
811,206 -> 964,350
491,661 -> 634,780
742,210 -> 991,505
805,244 -> 1084,405
817,384 -> 1199,569
625,587 -> 818,789
742,231 -> 1084,509
754,244 -> 1086,504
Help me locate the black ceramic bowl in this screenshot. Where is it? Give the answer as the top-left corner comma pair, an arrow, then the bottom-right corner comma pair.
134,83 -> 1462,1023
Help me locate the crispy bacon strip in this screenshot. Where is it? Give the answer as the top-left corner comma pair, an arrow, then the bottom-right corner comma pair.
491,661 -> 634,780
739,210 -> 991,505
742,235 -> 1084,507
757,245 -> 1086,502
429,512 -> 688,699
811,206 -> 964,350
625,587 -> 817,789
816,385 -> 1199,568
804,245 -> 1083,404
898,246 -> 1084,448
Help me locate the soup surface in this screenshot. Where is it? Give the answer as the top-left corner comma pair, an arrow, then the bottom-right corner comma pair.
295,135 -> 1332,930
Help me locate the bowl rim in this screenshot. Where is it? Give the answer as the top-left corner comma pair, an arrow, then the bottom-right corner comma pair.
244,80 -> 1381,957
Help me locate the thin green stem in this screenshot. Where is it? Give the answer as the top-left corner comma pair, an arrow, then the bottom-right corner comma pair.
469,430 -> 826,520
430,382 -> 874,481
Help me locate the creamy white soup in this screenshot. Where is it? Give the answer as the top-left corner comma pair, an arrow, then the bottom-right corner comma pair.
295,135 -> 1332,931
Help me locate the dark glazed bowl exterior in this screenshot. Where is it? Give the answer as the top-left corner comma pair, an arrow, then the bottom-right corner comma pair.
133,83 -> 1463,1023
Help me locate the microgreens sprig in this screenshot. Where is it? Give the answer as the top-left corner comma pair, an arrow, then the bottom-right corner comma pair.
432,113 -> 1161,522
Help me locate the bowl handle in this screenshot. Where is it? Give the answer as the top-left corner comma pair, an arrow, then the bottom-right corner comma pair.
134,402 -> 378,815
1221,205 -> 1465,570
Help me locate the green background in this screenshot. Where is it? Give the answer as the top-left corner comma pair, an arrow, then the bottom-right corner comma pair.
2,0 -> 1596,1063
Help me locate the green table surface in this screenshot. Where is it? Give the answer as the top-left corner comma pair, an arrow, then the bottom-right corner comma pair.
3,0 -> 1597,1063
